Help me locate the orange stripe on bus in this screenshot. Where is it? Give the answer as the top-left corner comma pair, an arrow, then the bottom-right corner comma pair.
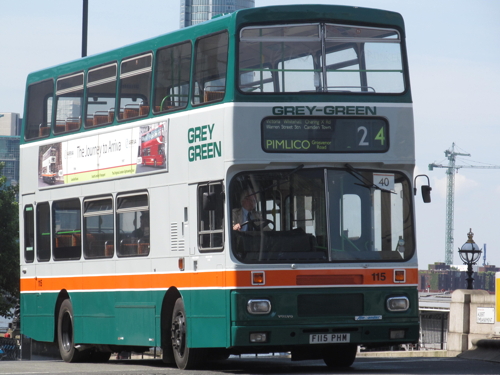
20,268 -> 417,293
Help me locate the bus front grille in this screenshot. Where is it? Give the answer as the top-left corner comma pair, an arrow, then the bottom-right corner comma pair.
297,293 -> 364,317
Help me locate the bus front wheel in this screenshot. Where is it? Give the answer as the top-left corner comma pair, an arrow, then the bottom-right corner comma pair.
57,299 -> 87,362
171,298 -> 204,369
323,344 -> 357,368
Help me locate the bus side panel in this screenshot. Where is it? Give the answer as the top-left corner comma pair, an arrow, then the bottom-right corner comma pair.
114,295 -> 156,346
78,291 -> 117,345
21,292 -> 57,342
183,289 -> 229,348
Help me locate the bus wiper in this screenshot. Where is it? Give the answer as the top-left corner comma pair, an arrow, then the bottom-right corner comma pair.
286,163 -> 304,177
344,163 -> 395,194
248,164 -> 304,198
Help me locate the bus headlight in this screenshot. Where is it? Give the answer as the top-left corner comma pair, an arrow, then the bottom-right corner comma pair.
247,299 -> 271,314
386,296 -> 409,312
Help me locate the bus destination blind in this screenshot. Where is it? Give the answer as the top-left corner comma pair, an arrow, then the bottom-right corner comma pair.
262,117 -> 388,153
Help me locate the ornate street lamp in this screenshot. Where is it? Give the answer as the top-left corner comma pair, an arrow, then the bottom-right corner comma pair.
458,229 -> 482,290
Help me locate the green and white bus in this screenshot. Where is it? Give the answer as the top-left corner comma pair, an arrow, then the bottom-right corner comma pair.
20,4 -> 429,369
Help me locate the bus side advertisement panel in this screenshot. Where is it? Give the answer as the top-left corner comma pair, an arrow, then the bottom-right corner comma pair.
37,122 -> 168,188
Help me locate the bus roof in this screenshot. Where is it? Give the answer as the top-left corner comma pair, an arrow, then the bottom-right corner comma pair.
25,4 -> 405,86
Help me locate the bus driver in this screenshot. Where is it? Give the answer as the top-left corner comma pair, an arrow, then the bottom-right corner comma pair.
232,190 -> 269,231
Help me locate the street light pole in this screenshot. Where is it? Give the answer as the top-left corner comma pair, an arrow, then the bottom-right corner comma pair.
458,229 -> 482,290
82,0 -> 88,58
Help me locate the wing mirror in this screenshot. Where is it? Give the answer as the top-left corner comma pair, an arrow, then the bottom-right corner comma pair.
414,174 -> 432,203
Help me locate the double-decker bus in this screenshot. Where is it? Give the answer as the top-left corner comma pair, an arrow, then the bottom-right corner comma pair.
40,146 -> 58,184
139,124 -> 165,167
19,5 -> 430,369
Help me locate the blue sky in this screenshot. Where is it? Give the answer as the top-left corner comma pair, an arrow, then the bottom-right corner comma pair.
1,0 -> 499,270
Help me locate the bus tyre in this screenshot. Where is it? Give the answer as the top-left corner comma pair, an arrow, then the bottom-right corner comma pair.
171,298 -> 204,369
57,299 -> 86,362
323,344 -> 357,368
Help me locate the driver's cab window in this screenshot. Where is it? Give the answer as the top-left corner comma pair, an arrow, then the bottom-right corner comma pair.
198,182 -> 224,251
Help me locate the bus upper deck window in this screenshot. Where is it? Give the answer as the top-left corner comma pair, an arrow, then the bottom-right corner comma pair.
239,24 -> 320,94
54,73 -> 84,135
86,63 -> 117,128
193,32 -> 228,105
153,41 -> 191,113
25,79 -> 54,140
324,25 -> 403,93
119,53 -> 152,121
238,23 -> 404,94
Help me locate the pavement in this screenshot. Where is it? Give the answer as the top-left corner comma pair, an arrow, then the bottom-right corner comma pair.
357,350 -> 449,358
14,341 -> 500,363
457,338 -> 500,363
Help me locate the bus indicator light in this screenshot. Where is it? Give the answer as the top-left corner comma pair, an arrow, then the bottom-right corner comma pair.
178,257 -> 185,271
252,271 -> 265,285
394,269 -> 406,283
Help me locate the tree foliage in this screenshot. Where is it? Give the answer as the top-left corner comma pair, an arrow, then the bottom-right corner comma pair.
0,162 -> 19,317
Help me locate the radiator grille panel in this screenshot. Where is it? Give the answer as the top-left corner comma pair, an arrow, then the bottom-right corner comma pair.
297,293 -> 364,317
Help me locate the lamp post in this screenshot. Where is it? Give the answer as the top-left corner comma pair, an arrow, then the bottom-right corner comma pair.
458,229 -> 482,290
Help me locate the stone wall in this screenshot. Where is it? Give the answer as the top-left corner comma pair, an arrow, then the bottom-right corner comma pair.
447,289 -> 495,356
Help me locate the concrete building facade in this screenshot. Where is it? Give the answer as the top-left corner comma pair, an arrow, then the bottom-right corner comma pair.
0,112 -> 21,136
0,113 -> 21,187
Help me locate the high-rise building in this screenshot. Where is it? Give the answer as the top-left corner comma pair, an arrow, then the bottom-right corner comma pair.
0,113 -> 21,187
180,0 -> 255,28
0,136 -> 20,187
0,112 -> 21,136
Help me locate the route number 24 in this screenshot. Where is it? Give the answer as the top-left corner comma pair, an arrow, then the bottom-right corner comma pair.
357,126 -> 385,146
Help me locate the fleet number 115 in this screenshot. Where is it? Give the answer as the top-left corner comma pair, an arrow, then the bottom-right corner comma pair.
371,272 -> 386,281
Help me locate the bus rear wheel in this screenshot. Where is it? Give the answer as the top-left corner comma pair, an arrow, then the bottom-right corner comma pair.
323,344 -> 357,368
57,299 -> 87,362
170,298 -> 204,369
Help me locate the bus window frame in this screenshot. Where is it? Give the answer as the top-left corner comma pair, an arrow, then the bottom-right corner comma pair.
24,79 -> 54,141
54,72 -> 84,135
52,198 -> 82,261
85,62 -> 118,128
24,205 -> 35,263
36,202 -> 51,262
83,196 -> 115,259
116,191 -> 150,257
192,31 -> 229,107
118,52 -> 153,122
153,40 -> 192,114
198,181 -> 224,252
237,22 -> 405,95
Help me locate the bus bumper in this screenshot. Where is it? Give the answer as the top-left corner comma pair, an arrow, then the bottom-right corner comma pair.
230,321 -> 419,349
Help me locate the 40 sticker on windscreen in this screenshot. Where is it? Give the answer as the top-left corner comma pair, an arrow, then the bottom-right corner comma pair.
262,117 -> 388,153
